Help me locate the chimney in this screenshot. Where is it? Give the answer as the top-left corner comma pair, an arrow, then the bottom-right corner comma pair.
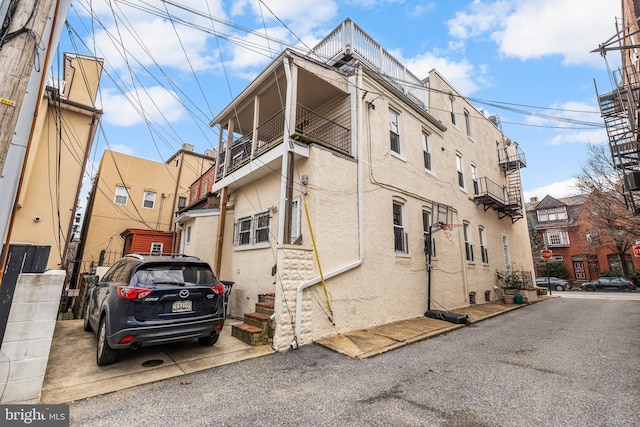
530,196 -> 538,203
182,143 -> 195,152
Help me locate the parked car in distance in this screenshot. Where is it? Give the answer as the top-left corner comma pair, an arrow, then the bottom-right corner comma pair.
535,277 -> 571,291
83,254 -> 227,366
580,277 -> 636,292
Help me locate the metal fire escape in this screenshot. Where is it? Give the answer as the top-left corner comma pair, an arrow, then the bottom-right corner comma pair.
593,13 -> 640,214
474,115 -> 526,223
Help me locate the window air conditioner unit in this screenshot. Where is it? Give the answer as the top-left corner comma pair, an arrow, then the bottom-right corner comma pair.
552,255 -> 564,262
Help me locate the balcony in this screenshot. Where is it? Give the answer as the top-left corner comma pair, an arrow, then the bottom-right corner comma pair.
498,146 -> 526,172
215,104 -> 350,183
474,177 -> 523,222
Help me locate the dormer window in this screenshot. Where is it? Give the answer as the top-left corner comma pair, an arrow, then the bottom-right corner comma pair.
537,207 -> 567,222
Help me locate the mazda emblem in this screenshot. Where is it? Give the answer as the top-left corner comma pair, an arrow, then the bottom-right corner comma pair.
179,289 -> 189,298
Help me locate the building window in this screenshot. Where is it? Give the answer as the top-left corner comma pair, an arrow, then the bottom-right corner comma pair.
150,242 -> 163,255
389,108 -> 401,154
449,97 -> 456,126
586,228 -> 600,244
469,292 -> 476,304
201,180 -> 209,198
186,225 -> 191,244
464,110 -> 471,137
255,212 -> 270,243
143,191 -> 156,209
114,186 -> 129,205
479,227 -> 488,263
178,196 -> 187,209
503,235 -> 511,272
537,207 -> 568,222
463,223 -> 474,262
234,212 -> 271,247
423,132 -> 431,171
191,185 -> 199,203
456,153 -> 465,189
544,230 -> 570,246
422,209 -> 436,257
393,200 -> 408,254
471,164 -> 479,195
237,217 -> 252,245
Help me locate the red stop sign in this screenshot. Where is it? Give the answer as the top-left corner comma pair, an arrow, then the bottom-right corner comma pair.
633,246 -> 640,258
540,249 -> 552,260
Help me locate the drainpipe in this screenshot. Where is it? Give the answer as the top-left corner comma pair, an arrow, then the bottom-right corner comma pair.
291,63 -> 365,349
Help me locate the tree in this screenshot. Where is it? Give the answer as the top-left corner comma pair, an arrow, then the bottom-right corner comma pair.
574,144 -> 640,277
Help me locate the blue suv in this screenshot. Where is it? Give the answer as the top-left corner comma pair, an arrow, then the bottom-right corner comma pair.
83,254 -> 227,366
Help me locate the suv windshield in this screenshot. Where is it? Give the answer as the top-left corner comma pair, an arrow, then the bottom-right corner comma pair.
133,263 -> 217,286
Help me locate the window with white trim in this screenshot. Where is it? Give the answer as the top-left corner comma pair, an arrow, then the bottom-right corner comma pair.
389,108 -> 401,154
422,132 -> 431,171
544,230 -> 570,247
201,180 -> 209,198
471,164 -> 479,195
143,191 -> 156,209
456,153 -> 465,189
479,227 -> 488,263
191,185 -> 199,203
503,235 -> 511,272
234,212 -> 271,247
150,242 -> 163,255
114,186 -> 129,205
186,225 -> 191,244
449,97 -> 456,126
537,207 -> 568,222
464,110 -> 471,137
464,222 -> 474,262
393,199 -> 408,254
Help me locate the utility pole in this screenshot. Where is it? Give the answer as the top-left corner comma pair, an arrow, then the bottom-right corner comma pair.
0,0 -> 57,173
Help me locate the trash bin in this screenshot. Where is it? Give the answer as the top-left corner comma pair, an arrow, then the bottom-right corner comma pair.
220,281 -> 234,317
514,294 -> 523,304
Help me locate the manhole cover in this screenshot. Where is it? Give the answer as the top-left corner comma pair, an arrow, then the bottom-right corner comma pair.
142,359 -> 164,367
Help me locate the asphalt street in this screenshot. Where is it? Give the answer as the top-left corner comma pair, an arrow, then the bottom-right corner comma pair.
69,295 -> 640,426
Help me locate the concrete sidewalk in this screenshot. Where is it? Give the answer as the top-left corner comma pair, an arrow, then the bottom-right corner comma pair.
41,319 -> 275,404
316,297 -> 552,359
41,296 -> 551,403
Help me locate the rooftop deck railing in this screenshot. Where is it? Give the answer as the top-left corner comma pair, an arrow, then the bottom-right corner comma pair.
308,19 -> 428,110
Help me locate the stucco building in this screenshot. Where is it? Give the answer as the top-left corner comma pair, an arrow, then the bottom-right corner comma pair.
177,19 -> 534,351
9,53 -> 103,270
77,146 -> 215,271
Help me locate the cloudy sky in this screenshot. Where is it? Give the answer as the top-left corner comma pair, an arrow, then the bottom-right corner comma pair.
57,0 -> 621,203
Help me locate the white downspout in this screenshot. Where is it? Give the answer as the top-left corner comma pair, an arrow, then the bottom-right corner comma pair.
291,63 -> 365,349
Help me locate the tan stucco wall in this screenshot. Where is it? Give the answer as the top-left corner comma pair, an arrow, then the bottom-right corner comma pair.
11,54 -> 103,270
82,149 -> 214,265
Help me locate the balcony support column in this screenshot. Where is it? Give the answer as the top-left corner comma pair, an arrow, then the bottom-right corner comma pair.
251,95 -> 260,160
278,57 -> 298,245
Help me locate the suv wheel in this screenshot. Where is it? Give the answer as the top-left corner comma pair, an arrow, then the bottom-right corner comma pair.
622,285 -> 632,292
198,333 -> 219,346
97,317 -> 120,366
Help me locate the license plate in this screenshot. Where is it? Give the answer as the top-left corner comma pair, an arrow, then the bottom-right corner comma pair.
172,300 -> 192,312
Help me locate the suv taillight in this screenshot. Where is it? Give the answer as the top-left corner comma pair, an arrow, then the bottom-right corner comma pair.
210,283 -> 225,295
117,287 -> 152,300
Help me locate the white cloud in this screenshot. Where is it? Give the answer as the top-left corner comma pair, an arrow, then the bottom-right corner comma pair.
524,178 -> 580,202
100,87 -> 186,127
404,53 -> 484,95
448,0 -> 619,67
